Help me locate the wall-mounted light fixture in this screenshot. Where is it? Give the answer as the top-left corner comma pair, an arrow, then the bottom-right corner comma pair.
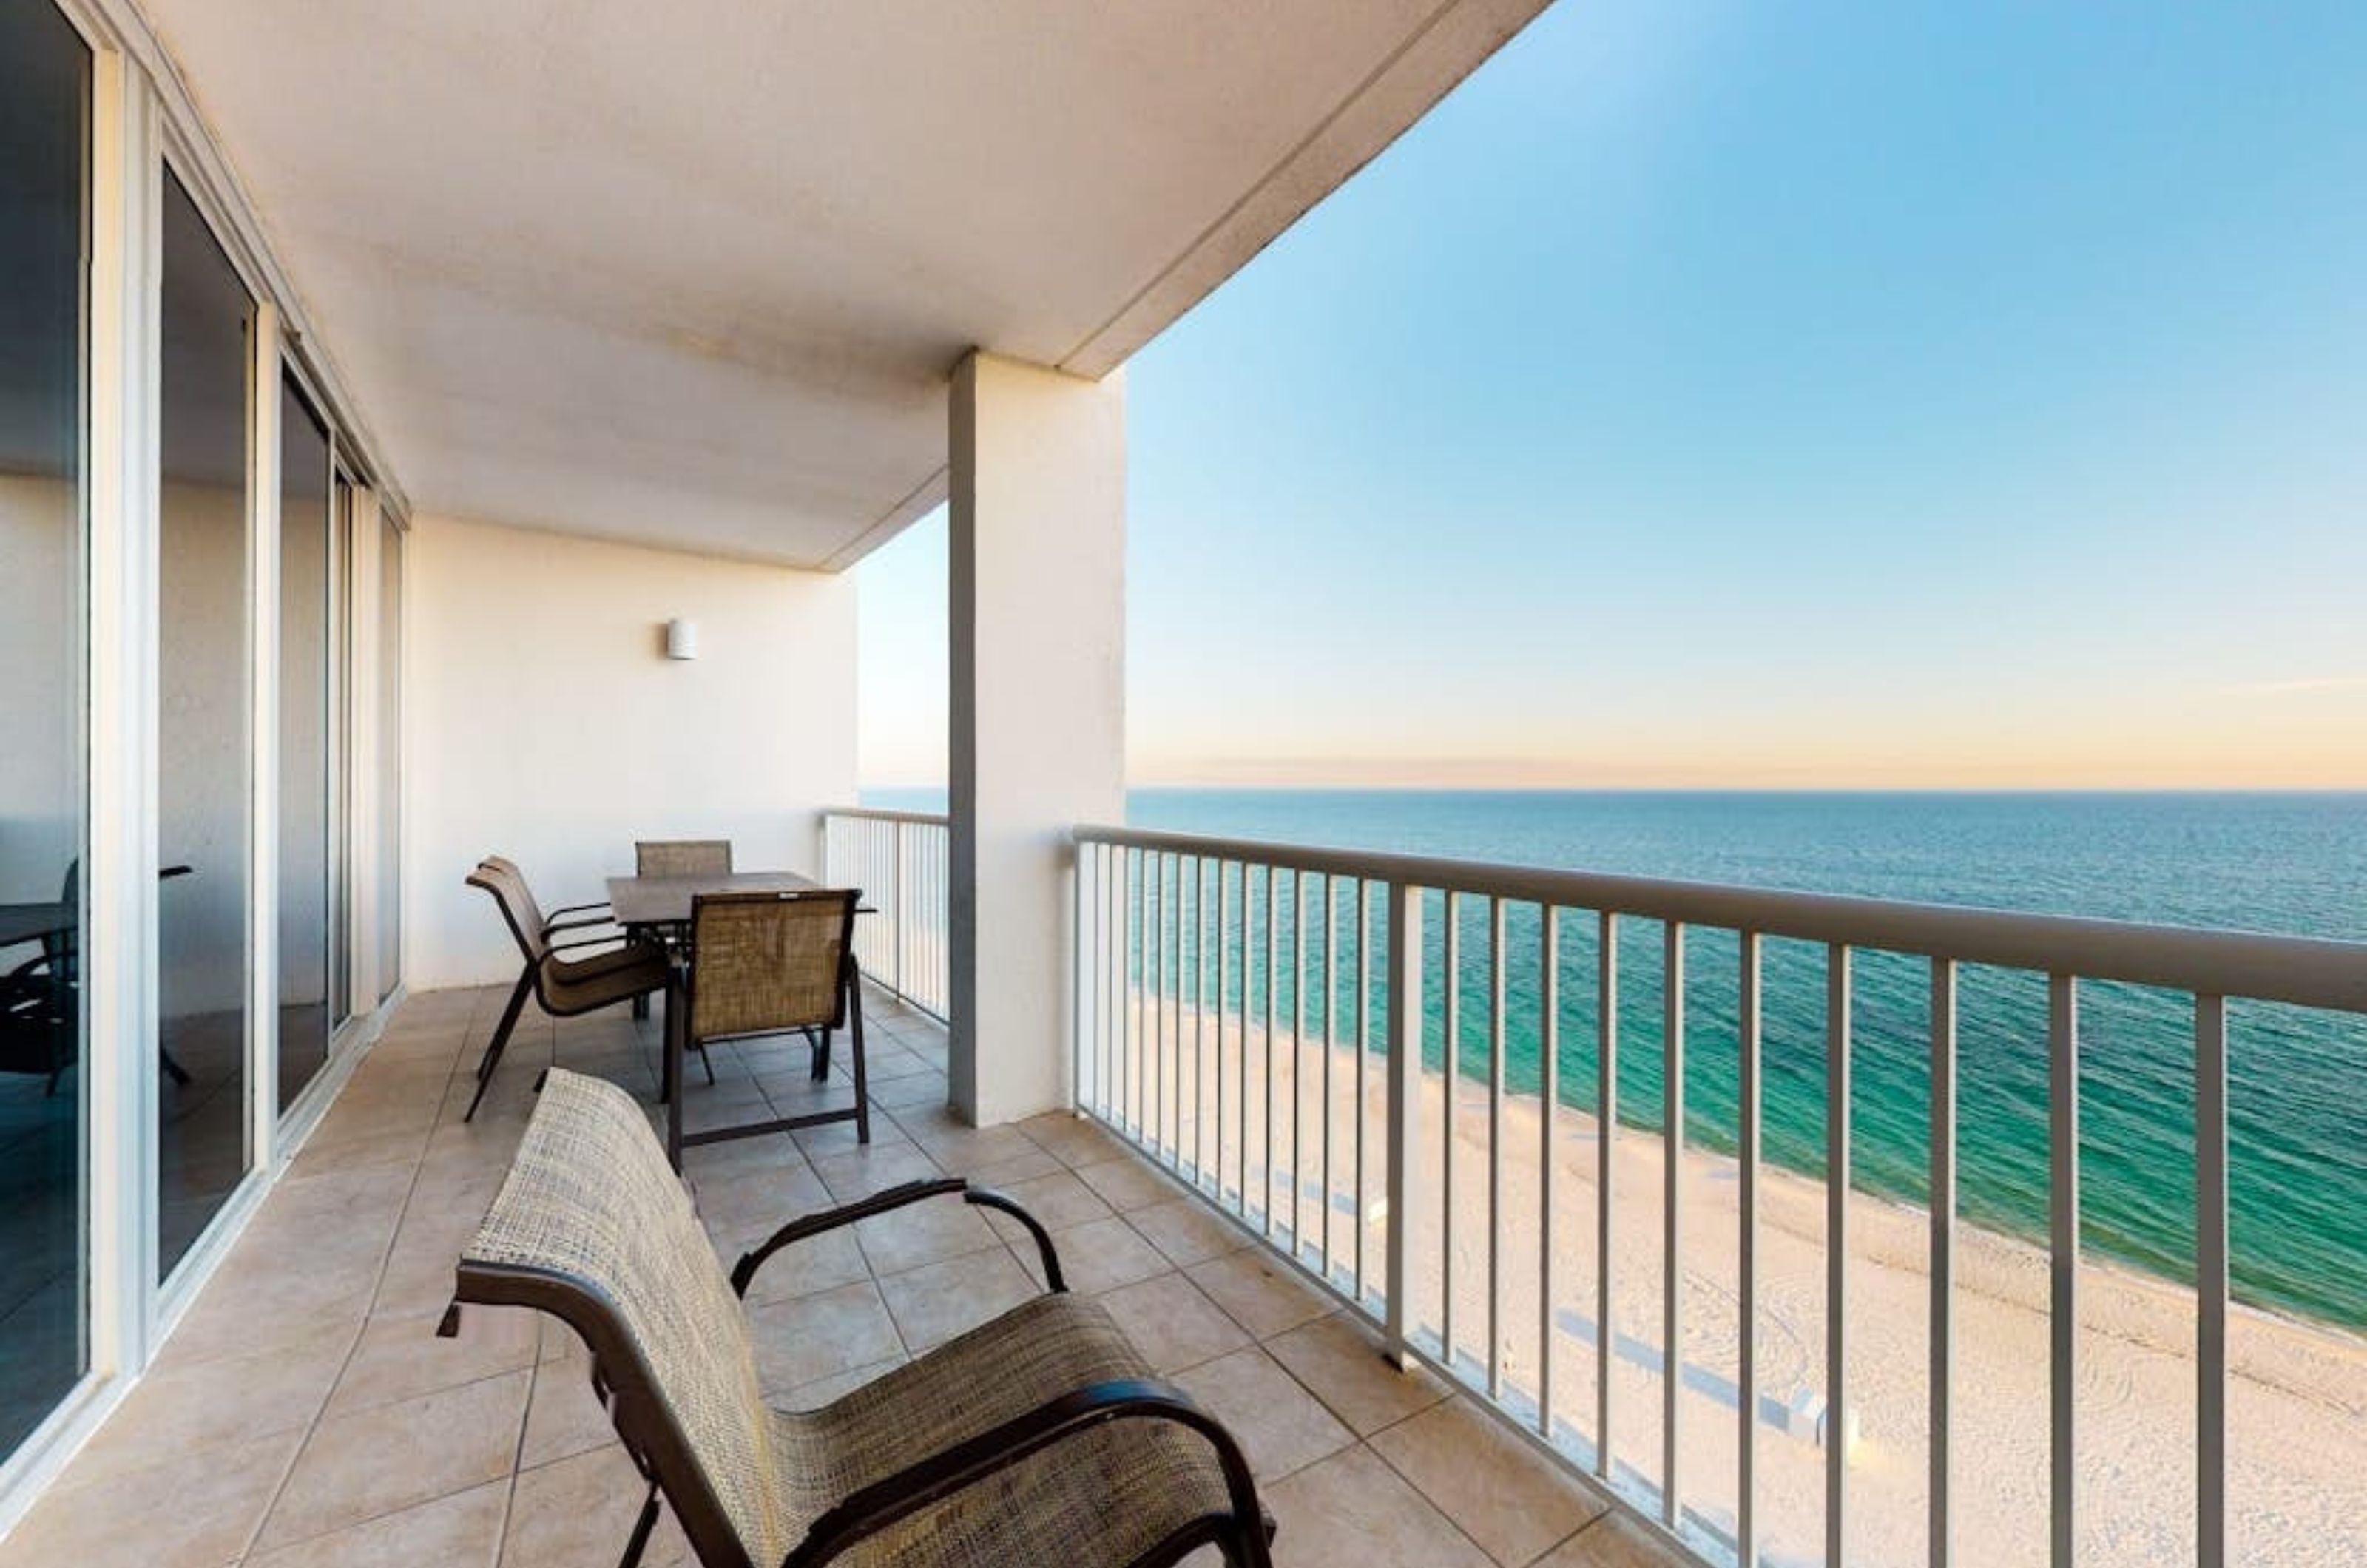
664,618 -> 699,660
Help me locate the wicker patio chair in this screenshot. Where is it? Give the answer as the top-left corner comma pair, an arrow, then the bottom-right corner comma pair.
444,1069 -> 1274,1568
480,854 -> 616,941
638,839 -> 735,878
665,889 -> 867,1166
463,861 -> 672,1121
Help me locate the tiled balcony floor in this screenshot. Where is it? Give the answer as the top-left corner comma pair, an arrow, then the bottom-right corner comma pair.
0,985 -> 1675,1568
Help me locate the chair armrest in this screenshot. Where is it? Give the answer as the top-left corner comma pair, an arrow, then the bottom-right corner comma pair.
545,912 -> 616,936
780,1377 -> 1270,1568
547,899 -> 610,920
729,1179 -> 1067,1297
550,932 -> 625,953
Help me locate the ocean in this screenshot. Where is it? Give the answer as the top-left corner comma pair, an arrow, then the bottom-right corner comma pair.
868,788 -> 2367,1331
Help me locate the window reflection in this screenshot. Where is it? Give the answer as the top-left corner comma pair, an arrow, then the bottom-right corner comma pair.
158,168 -> 254,1277
0,0 -> 90,1457
277,377 -> 331,1112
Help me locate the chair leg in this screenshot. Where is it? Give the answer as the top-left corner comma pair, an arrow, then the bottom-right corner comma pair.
847,970 -> 871,1146
698,1041 -> 716,1087
809,1027 -> 831,1082
664,974 -> 687,1170
465,966 -> 536,1122
160,1047 -> 192,1087
615,1482 -> 661,1568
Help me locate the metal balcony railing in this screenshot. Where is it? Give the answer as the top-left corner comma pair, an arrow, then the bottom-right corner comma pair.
1067,823 -> 2367,1568
820,808 -> 949,1021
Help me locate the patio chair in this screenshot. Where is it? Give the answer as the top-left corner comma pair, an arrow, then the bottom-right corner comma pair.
637,839 -> 734,878
463,861 -> 672,1121
480,854 -> 615,941
444,1068 -> 1274,1568
666,889 -> 867,1166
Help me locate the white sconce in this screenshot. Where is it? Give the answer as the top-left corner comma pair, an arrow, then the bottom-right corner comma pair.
664,618 -> 699,660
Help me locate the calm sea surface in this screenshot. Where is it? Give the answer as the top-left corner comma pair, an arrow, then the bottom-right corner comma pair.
869,788 -> 2367,1330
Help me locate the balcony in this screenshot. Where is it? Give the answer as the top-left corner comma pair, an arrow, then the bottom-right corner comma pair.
0,979 -> 1667,1568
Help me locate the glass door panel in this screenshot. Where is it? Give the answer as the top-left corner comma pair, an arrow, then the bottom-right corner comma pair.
275,377 -> 331,1112
158,168 -> 255,1279
0,0 -> 91,1458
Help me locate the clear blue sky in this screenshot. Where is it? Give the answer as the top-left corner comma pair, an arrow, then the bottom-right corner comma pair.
860,0 -> 2367,789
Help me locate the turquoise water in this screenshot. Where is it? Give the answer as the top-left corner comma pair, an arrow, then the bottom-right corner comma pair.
871,788 -> 2367,1331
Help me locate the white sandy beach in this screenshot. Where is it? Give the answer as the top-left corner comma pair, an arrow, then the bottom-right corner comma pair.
1091,1001 -> 2367,1567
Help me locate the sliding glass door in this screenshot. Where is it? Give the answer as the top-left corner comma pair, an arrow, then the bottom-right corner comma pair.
0,0 -> 90,1459
157,169 -> 255,1279
275,378 -> 333,1112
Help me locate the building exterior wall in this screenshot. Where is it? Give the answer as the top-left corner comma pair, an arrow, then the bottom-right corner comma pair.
405,515 -> 857,987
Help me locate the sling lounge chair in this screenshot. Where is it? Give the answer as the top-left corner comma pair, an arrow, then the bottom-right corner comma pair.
445,1068 -> 1275,1568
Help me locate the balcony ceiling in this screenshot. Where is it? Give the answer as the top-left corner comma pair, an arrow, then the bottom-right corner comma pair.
136,0 -> 1546,567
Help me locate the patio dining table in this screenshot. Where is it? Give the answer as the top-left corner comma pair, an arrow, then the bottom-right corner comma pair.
604,868 -> 821,934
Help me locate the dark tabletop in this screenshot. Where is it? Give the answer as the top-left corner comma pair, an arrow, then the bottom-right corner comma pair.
605,871 -> 820,927
0,902 -> 74,950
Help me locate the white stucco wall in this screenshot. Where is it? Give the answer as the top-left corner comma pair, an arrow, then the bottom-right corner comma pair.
406,516 -> 857,988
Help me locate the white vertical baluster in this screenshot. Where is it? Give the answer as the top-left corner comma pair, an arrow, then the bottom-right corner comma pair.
1931,958 -> 1957,1568
1738,932 -> 1762,1568
1539,905 -> 1560,1440
1663,920 -> 1686,1528
2196,993 -> 2228,1568
1357,880 -> 1372,1307
1385,881 -> 1423,1368
1488,896 -> 1507,1401
1598,911 -> 1618,1479
1827,944 -> 1851,1568
1444,891 -> 1462,1370
2050,974 -> 2079,1568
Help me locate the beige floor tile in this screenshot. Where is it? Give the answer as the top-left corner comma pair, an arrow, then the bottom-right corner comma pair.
286,1123 -> 435,1182
865,1070 -> 950,1111
1187,1248 -> 1332,1339
1175,1348 -> 1354,1481
1073,1152 -> 1187,1212
68,1321 -> 353,1484
1261,1445 -> 1493,1568
504,1444 -> 691,1567
748,1281 -> 903,1394
254,1368 -> 530,1552
985,1167 -> 1115,1231
1097,1272 -> 1252,1373
519,1360 -> 618,1469
892,1114 -> 1041,1171
1527,1512 -> 1686,1567
1368,1400 -> 1610,1567
1022,1214 -> 1170,1294
679,1128 -> 808,1184
0,1427 -> 302,1568
245,1479 -> 506,1568
1015,1111 -> 1131,1169
1129,1197 -> 1255,1270
876,1246 -> 1039,1351
163,1262 -> 379,1370
853,1197 -> 1002,1276
738,1225 -> 871,1308
960,1140 -> 1067,1187
810,1140 -> 942,1201
325,1304 -> 536,1418
1264,1314 -> 1448,1436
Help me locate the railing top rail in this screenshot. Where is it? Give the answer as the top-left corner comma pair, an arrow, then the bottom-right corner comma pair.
1073,822 -> 2367,1014
823,806 -> 949,826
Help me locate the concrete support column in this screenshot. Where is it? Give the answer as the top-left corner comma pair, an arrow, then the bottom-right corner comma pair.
947,351 -> 1125,1126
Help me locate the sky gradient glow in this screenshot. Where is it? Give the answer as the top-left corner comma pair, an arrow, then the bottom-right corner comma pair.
860,1 -> 2367,790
